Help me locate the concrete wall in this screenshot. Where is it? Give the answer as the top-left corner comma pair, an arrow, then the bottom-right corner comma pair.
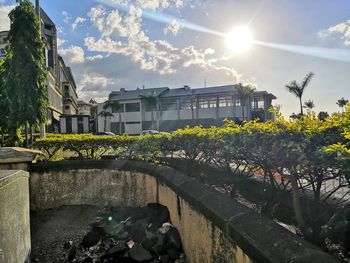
30,160 -> 338,263
0,170 -> 31,263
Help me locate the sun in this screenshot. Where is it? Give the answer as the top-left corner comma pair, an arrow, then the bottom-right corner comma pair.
226,26 -> 253,54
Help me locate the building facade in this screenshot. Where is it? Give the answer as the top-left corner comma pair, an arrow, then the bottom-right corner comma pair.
97,85 -> 277,135
60,115 -> 90,134
0,9 -> 79,133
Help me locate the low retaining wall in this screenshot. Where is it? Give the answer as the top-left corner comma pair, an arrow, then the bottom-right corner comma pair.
0,170 -> 31,263
30,160 -> 338,263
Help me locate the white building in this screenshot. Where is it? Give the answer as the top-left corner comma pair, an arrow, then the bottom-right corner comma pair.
97,85 -> 277,135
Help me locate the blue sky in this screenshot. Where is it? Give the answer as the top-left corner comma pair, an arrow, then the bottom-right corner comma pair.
1,0 -> 350,116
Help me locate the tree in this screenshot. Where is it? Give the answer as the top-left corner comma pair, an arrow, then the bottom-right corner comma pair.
103,100 -> 123,134
236,83 -> 255,121
0,60 -> 9,145
303,99 -> 315,113
140,91 -> 158,129
4,0 -> 48,147
98,110 -> 113,132
337,97 -> 348,113
317,111 -> 329,120
286,72 -> 314,116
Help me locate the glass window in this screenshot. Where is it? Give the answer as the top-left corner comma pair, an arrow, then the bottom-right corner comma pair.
125,102 -> 140,112
235,99 -> 241,107
180,98 -> 196,110
112,104 -> 124,113
251,98 -> 265,109
65,105 -> 70,110
219,97 -> 233,107
161,100 -> 177,111
198,98 -> 217,109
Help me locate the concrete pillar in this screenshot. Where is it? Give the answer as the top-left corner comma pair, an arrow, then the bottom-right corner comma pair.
72,118 -> 78,133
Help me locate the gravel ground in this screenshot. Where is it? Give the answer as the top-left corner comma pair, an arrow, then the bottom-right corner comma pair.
31,205 -> 102,263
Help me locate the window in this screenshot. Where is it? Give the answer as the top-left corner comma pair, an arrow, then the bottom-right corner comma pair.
161,100 -> 177,111
0,48 -> 5,55
251,98 -> 265,109
180,98 -> 196,110
65,105 -> 70,110
1,37 -> 7,44
64,86 -> 69,91
125,102 -> 140,112
112,104 -> 124,113
65,92 -> 69,97
235,99 -> 241,107
219,97 -> 233,107
198,98 -> 217,109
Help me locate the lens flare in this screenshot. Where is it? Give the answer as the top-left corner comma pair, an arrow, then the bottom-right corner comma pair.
226,26 -> 253,54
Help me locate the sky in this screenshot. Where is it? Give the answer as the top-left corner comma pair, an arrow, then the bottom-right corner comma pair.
0,0 -> 350,117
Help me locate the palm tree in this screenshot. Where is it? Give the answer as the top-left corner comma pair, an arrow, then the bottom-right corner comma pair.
318,111 -> 329,121
286,72 -> 314,115
103,100 -> 123,134
235,83 -> 255,121
98,110 -> 113,132
140,91 -> 158,129
303,99 -> 315,113
336,97 -> 349,113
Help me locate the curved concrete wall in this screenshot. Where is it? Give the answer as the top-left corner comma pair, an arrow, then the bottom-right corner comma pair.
30,160 -> 338,263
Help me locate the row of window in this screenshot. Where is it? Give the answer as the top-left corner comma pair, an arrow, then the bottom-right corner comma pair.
109,97 -> 265,113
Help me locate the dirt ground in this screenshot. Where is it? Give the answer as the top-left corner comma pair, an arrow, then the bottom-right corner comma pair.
31,205 -> 102,262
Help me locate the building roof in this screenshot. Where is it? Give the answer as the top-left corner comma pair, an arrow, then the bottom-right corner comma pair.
109,85 -> 277,101
110,87 -> 169,101
40,8 -> 55,27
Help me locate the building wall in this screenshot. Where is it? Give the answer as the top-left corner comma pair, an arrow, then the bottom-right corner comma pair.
0,31 -> 8,60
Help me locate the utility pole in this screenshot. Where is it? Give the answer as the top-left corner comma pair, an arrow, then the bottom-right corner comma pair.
36,0 -> 46,138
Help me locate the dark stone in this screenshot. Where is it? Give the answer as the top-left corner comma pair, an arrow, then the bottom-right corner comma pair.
147,204 -> 170,230
67,245 -> 76,261
141,231 -> 158,251
81,230 -> 102,248
129,243 -> 153,262
164,227 -> 182,250
102,242 -> 128,259
129,223 -> 146,242
63,241 -> 73,249
82,257 -> 93,263
166,248 -> 181,260
159,254 -> 170,263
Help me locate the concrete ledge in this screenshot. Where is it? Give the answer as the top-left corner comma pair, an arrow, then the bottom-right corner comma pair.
30,160 -> 338,263
0,170 -> 31,263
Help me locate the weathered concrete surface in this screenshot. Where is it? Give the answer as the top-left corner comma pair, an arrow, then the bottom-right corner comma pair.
30,160 -> 339,263
0,170 -> 31,263
0,147 -> 42,170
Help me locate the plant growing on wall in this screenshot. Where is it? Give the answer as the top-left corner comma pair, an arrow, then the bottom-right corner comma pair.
3,0 -> 48,147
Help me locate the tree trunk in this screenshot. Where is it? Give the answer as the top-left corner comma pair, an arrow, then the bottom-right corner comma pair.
24,123 -> 28,148
104,116 -> 107,131
289,174 -> 306,231
151,110 -> 154,129
299,97 -> 304,115
119,113 -> 122,134
30,125 -> 34,148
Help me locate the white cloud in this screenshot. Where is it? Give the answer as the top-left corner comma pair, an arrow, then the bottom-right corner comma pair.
85,5 -> 239,79
72,17 -> 87,30
62,10 -> 71,24
57,38 -> 66,47
59,45 -> 85,64
136,0 -> 184,10
319,20 -> 350,46
0,5 -> 15,31
163,19 -> 182,36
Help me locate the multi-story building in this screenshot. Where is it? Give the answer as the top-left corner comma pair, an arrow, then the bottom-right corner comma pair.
58,55 -> 78,115
0,8 -> 79,133
97,85 -> 277,135
0,31 -> 8,59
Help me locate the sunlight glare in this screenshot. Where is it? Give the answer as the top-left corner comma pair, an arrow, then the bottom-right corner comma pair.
226,26 -> 253,54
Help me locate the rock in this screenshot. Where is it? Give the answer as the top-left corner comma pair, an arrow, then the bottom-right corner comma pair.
159,223 -> 172,234
164,227 -> 182,250
141,231 -> 158,251
129,223 -> 146,242
67,245 -> 77,261
102,242 -> 128,259
82,257 -> 93,263
159,254 -> 170,263
129,243 -> 153,262
166,248 -> 181,260
63,240 -> 73,249
81,230 -> 102,248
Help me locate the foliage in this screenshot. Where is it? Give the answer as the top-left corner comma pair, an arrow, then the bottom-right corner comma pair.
3,0 -> 48,128
286,72 -> 314,115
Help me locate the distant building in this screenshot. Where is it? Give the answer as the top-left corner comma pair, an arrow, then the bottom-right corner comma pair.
97,85 -> 277,135
77,100 -> 94,116
58,56 -> 78,115
0,31 -> 8,59
60,115 -> 90,134
0,9 -> 79,133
